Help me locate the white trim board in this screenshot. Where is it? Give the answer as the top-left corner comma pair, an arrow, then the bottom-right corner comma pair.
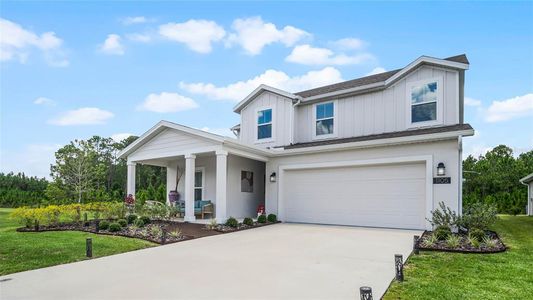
276,155 -> 434,230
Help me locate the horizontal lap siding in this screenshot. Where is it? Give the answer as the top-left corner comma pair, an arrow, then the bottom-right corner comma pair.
129,128 -> 218,160
295,66 -> 459,144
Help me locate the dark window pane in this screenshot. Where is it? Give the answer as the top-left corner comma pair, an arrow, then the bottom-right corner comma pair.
258,124 -> 272,139
412,102 -> 437,123
194,171 -> 202,187
194,188 -> 202,201
258,109 -> 272,124
316,118 -> 334,135
324,103 -> 334,118
411,81 -> 438,104
316,102 -> 334,119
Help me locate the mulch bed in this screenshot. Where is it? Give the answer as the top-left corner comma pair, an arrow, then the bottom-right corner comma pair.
214,221 -> 280,232
417,230 -> 506,253
16,219 -> 279,245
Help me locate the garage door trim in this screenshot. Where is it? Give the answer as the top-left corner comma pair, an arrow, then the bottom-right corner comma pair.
277,155 -> 434,230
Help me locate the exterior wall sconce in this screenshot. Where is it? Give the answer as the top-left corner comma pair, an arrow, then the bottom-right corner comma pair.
437,162 -> 446,176
270,172 -> 277,182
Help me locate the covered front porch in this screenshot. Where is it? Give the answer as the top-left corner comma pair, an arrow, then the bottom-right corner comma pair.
119,121 -> 269,224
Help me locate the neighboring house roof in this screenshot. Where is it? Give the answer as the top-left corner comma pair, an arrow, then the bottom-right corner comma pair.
520,173 -> 533,184
233,54 -> 469,113
280,124 -> 474,150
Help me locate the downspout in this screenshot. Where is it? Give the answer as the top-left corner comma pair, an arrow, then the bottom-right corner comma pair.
290,96 -> 302,145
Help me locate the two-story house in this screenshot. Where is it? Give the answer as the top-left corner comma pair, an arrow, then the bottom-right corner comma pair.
118,54 -> 474,230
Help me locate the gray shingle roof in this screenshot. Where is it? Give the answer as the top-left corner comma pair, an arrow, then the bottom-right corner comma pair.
295,54 -> 469,98
281,124 -> 473,149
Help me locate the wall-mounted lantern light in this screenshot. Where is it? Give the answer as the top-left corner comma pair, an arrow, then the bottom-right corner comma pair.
437,162 -> 446,176
270,172 -> 277,182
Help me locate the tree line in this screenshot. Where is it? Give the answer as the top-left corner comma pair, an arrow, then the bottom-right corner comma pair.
1,141 -> 532,213
0,135 -> 167,207
463,145 -> 532,214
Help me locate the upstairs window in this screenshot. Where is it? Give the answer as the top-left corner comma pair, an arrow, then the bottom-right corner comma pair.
315,102 -> 335,136
411,81 -> 438,123
257,108 -> 272,140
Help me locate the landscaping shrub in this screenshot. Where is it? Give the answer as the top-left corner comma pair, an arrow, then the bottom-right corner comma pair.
127,214 -> 138,224
108,222 -> 121,232
140,216 -> 151,225
168,229 -> 182,239
459,202 -> 498,231
427,202 -> 460,229
482,236 -> 497,248
434,225 -> 451,241
422,234 -> 438,247
257,214 -> 267,223
98,220 -> 110,231
469,228 -> 486,242
134,218 -> 145,227
149,225 -> 163,239
117,219 -> 128,227
445,234 -> 460,248
225,217 -> 238,228
267,214 -> 277,223
243,217 -> 253,226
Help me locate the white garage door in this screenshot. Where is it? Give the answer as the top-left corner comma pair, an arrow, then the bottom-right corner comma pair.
282,162 -> 426,229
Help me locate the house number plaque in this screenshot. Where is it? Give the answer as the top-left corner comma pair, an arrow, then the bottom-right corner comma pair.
433,177 -> 451,184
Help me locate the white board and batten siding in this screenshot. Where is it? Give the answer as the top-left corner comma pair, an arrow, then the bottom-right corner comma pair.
294,65 -> 460,143
128,128 -> 220,161
239,92 -> 293,148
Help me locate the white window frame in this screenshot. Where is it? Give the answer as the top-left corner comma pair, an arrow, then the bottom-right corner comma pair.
312,100 -> 338,140
406,77 -> 444,128
194,167 -> 205,201
255,106 -> 275,144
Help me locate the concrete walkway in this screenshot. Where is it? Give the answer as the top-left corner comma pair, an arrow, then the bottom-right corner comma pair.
0,223 -> 420,300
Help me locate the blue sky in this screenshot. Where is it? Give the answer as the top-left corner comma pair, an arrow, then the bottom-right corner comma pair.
1,1 -> 532,178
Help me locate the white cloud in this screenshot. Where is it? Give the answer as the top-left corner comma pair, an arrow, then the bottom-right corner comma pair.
137,92 -> 199,113
126,33 -> 152,43
0,144 -> 61,179
111,133 -> 134,142
286,44 -> 374,66
465,97 -> 482,107
365,67 -> 387,76
34,97 -> 56,106
226,16 -> 310,55
0,18 -> 67,66
200,127 -> 234,138
121,16 -> 151,25
485,93 -> 533,122
179,67 -> 343,102
49,107 -> 114,126
159,19 -> 225,53
99,34 -> 125,55
332,38 -> 366,50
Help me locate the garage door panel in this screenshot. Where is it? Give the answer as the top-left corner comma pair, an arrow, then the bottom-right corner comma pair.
282,163 -> 426,229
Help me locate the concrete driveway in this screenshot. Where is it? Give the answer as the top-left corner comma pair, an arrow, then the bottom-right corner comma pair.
0,223 -> 420,300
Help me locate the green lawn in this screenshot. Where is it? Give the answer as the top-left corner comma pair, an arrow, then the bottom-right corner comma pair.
384,215 -> 533,299
0,208 -> 155,276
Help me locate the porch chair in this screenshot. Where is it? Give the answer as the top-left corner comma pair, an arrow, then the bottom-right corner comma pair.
194,200 -> 214,219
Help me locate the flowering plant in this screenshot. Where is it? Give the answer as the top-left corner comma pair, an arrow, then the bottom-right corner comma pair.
124,194 -> 135,206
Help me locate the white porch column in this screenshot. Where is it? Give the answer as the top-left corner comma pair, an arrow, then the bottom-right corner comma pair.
184,154 -> 196,222
127,162 -> 136,198
166,162 -> 178,205
216,150 -> 228,224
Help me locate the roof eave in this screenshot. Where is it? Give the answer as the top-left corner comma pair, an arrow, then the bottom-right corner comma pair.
233,84 -> 297,113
